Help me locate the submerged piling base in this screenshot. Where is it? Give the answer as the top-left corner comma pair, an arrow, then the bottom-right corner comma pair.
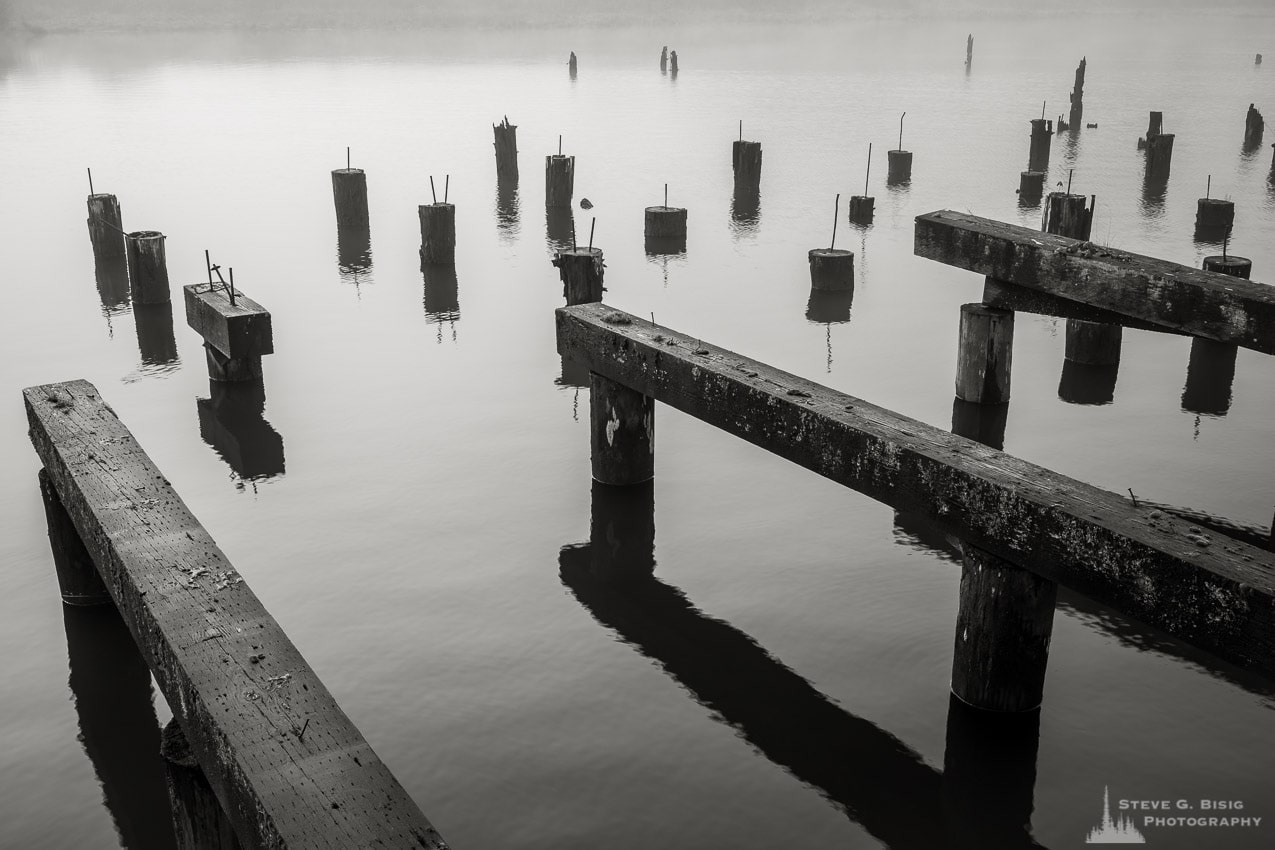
848,195 -> 875,223
1195,199 -> 1235,241
887,149 -> 913,184
807,248 -> 854,292
418,202 -> 457,264
590,374 -> 654,486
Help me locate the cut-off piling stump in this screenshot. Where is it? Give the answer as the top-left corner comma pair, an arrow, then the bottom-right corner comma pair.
956,303 -> 1013,404
732,140 -> 762,192
886,149 -> 912,185
644,206 -> 687,240
331,167 -> 369,229
545,154 -> 575,208
952,543 -> 1058,712
126,231 -> 171,305
1203,254 -> 1252,279
1018,172 -> 1045,205
1027,119 -> 1052,172
1069,57 -> 1086,130
848,195 -> 874,223
1041,192 -> 1092,240
184,284 -> 273,382
590,372 -> 654,486
1145,133 -> 1174,179
553,247 -> 605,306
418,202 -> 456,264
493,118 -> 519,181
87,193 -> 126,259
1195,198 -> 1235,240
1245,103 -> 1264,148
808,249 -> 854,292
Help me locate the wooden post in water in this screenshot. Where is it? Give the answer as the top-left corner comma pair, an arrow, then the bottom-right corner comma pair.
590,371 -> 654,486
184,283 -> 274,382
39,468 -> 111,605
732,139 -> 763,194
1195,197 -> 1235,241
1245,103 -> 1264,148
1041,192 -> 1093,240
160,719 -> 243,850
965,34 -> 973,68
955,304 -> 1013,404
645,187 -> 687,254
808,250 -> 854,291
552,247 -> 605,306
887,112 -> 912,184
951,544 -> 1058,711
1181,255 -> 1251,417
1146,111 -> 1163,140
568,51 -> 577,77
546,153 -> 575,208
849,143 -> 875,223
87,193 -> 126,259
418,198 -> 456,265
331,166 -> 369,229
1027,118 -> 1053,172
669,51 -> 679,75
493,117 -> 519,181
125,231 -> 171,305
1146,133 -> 1175,180
1018,171 -> 1045,205
660,46 -> 668,73
1068,57 -> 1086,130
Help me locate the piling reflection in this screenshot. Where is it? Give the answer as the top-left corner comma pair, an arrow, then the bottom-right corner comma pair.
495,177 -> 520,242
729,189 -> 760,238
134,302 -> 179,369
1140,173 -> 1168,213
950,398 -> 1008,450
62,603 -> 178,850
805,289 -> 854,325
561,481 -> 1045,848
335,221 -> 373,288
1058,360 -> 1118,405
546,206 -> 576,255
93,250 -> 131,318
1181,338 -> 1237,416
196,380 -> 285,484
422,263 -> 460,343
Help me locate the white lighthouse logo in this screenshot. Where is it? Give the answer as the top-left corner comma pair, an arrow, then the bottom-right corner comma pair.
1086,786 -> 1146,844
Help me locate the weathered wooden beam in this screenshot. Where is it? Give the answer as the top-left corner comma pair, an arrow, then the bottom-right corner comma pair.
915,210 -> 1275,354
556,303 -> 1275,678
184,284 -> 273,361
24,380 -> 447,850
982,278 -> 1185,335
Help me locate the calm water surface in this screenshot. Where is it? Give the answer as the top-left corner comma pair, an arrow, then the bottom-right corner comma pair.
1,12 -> 1273,849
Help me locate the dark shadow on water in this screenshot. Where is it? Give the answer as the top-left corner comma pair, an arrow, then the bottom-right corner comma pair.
335,220 -> 373,289
134,302 -> 179,369
729,188 -> 760,238
422,263 -> 459,343
1058,360 -> 1118,406
562,481 -> 1045,848
495,176 -> 520,242
805,289 -> 854,325
546,206 -> 576,255
63,603 -> 178,850
1181,339 -> 1236,417
196,379 -> 285,485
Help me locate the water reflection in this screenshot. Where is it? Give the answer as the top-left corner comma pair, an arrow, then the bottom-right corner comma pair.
729,188 -> 760,238
546,206 -> 576,255
62,603 -> 177,850
196,379 -> 285,485
1058,361 -> 1118,406
561,481 -> 1044,848
422,263 -> 460,343
1181,339 -> 1236,417
134,302 -> 179,369
93,250 -> 131,319
495,176 -> 520,242
335,220 -> 373,288
1140,173 -> 1167,214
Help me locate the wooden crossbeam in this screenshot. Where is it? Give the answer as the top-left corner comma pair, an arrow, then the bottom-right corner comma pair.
557,303 -> 1275,678
25,380 -> 447,850
914,210 -> 1275,354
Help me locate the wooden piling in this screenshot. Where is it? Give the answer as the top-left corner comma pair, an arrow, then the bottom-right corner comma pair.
1146,111 -> 1163,140
330,167 -> 369,229
552,247 -> 605,305
590,373 -> 654,485
645,206 -> 687,240
87,193 -> 126,259
1018,171 -> 1045,205
125,231 -> 171,305
161,719 -> 243,850
886,149 -> 912,185
184,284 -> 273,383
955,303 -> 1013,404
1180,255 -> 1250,417
1203,255 -> 1252,279
660,46 -> 668,73
732,140 -> 763,193
40,468 -> 110,605
808,249 -> 855,292
669,51 -> 679,75
493,117 -> 519,181
1027,118 -> 1052,172
1041,192 -> 1092,240
545,154 -> 575,207
1064,320 -> 1122,366
848,196 -> 874,223
1146,133 -> 1175,179
1195,198 -> 1235,240
965,34 -> 973,67
1068,57 -> 1086,130
1245,103 -> 1264,148
568,51 -> 577,77
418,202 -> 456,264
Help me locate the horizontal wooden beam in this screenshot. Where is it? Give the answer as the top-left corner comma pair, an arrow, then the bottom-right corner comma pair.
25,380 -> 446,850
184,284 -> 273,360
914,210 -> 1275,354
556,304 -> 1275,678
981,278 -> 1187,336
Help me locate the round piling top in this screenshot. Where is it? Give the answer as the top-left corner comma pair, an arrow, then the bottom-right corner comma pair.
645,205 -> 687,214
849,194 -> 875,202
888,148 -> 911,156
546,154 -> 572,162
1197,197 -> 1235,211
331,167 -> 365,176
419,202 -> 455,211
87,192 -> 117,201
127,230 -> 164,241
808,248 -> 854,261
1203,256 -> 1252,278
558,247 -> 603,260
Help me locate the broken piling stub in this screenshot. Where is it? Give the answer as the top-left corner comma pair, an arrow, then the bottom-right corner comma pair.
732,140 -> 762,194
546,154 -> 575,208
184,283 -> 273,382
1194,198 -> 1235,241
125,231 -> 170,305
1018,171 -> 1045,205
1245,103 -> 1264,148
87,193 -> 126,260
955,303 -> 1013,404
808,249 -> 854,292
553,247 -> 605,306
418,202 -> 456,265
1068,57 -> 1086,130
493,117 -> 519,182
331,167 -> 369,230
1027,118 -> 1052,172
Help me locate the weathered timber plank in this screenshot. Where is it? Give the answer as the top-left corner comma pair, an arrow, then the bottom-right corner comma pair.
915,210 -> 1275,354
981,278 -> 1188,336
556,304 -> 1275,678
25,380 -> 447,850
184,284 -> 274,360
